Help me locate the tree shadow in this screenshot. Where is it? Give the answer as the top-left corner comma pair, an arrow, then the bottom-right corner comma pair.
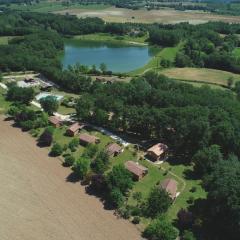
66,172 -> 81,183
183,168 -> 199,180
85,184 -> 115,210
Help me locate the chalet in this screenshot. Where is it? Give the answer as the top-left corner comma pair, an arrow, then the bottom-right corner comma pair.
66,122 -> 85,137
147,143 -> 168,161
48,116 -> 61,128
160,178 -> 178,200
124,161 -> 148,181
106,143 -> 123,157
79,133 -> 100,146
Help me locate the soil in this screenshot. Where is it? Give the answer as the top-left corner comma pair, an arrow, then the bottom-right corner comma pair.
0,116 -> 141,240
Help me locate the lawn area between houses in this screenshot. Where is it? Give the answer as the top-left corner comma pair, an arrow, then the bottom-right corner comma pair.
0,88 -> 11,113
0,36 -> 13,45
49,122 -> 206,224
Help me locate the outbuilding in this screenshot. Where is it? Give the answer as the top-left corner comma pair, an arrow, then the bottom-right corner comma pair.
79,133 -> 100,146
106,143 -> 123,157
160,178 -> 178,200
48,116 -> 61,128
147,143 -> 168,161
124,161 -> 148,181
66,122 -> 85,137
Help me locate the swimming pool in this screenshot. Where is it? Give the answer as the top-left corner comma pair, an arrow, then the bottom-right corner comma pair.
35,92 -> 63,101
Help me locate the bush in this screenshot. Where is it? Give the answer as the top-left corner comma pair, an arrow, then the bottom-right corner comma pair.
38,126 -> 54,146
68,138 -> 79,152
132,216 -> 140,224
64,155 -> 75,167
50,143 -> 63,157
72,157 -> 90,179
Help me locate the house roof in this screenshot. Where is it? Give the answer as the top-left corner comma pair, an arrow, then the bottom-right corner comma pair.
68,122 -> 84,133
160,178 -> 177,199
125,161 -> 148,177
147,143 -> 168,157
106,143 -> 122,155
79,133 -> 99,144
48,116 -> 61,125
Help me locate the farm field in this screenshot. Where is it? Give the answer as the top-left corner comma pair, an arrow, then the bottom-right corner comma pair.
0,116 -> 141,240
55,6 -> 240,24
161,67 -> 240,87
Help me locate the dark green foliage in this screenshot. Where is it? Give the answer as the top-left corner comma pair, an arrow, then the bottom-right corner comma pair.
68,138 -> 79,152
143,215 -> 179,240
50,143 -> 63,157
106,165 -> 133,195
6,85 -> 34,104
182,230 -> 196,240
203,158 -> 240,240
38,126 -> 54,147
109,187 -> 124,208
40,96 -> 59,115
145,187 -> 172,218
193,145 -> 223,177
91,150 -> 109,174
132,216 -> 140,224
83,143 -> 99,158
64,155 -> 75,167
72,156 -> 90,179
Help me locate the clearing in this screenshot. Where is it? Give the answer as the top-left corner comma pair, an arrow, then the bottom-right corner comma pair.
0,116 -> 141,240
161,67 -> 240,88
55,6 -> 240,24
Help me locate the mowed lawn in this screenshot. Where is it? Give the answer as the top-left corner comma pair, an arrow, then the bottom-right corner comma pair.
233,47 -> 240,58
48,124 -> 205,223
0,36 -> 12,45
161,67 -> 240,87
129,43 -> 181,76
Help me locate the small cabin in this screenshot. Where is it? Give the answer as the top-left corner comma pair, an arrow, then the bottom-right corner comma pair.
125,161 -> 148,181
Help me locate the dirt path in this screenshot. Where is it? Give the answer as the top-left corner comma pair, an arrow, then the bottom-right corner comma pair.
0,116 -> 142,240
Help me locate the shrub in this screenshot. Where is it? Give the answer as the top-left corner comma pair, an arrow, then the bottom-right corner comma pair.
132,216 -> 140,224
50,143 -> 63,157
64,155 -> 75,167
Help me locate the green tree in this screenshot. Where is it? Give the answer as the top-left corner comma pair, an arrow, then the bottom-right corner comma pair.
100,63 -> 107,73
83,144 -> 98,158
193,145 -> 223,176
75,94 -> 93,121
91,150 -> 110,174
38,126 -> 54,146
109,187 -> 124,208
227,76 -> 234,89
203,157 -> 240,240
50,143 -> 63,156
106,165 -> 133,195
40,96 -> 59,115
143,215 -> 179,240
182,230 -> 196,240
145,187 -> 172,218
72,156 -> 90,179
64,155 -> 75,167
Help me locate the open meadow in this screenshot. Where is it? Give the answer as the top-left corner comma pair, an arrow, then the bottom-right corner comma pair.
55,6 -> 240,24
0,116 -> 141,240
161,67 -> 240,88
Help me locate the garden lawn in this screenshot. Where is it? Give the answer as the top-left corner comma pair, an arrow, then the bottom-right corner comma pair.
233,47 -> 240,58
0,88 -> 11,113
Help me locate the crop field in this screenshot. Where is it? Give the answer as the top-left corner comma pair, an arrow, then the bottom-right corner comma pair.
0,116 -> 141,240
55,6 -> 240,24
161,67 -> 240,87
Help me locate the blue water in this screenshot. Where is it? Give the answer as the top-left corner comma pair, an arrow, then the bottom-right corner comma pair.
62,40 -> 158,73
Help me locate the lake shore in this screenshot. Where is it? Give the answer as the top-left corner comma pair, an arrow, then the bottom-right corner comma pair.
0,115 -> 142,240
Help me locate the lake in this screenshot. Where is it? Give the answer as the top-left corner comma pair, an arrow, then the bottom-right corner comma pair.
62,40 -> 158,73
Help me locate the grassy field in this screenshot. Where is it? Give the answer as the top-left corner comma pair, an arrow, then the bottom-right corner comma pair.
9,2 -> 110,13
161,67 -> 240,88
233,47 -> 240,58
54,6 -> 240,24
129,43 -> 181,76
73,33 -> 148,45
0,36 -> 14,45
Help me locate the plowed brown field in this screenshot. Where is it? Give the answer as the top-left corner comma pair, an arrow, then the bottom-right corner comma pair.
0,116 -> 141,240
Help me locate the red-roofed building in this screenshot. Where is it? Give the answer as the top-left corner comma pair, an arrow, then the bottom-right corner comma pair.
79,133 -> 100,146
147,143 -> 168,161
124,161 -> 148,181
160,178 -> 178,200
66,122 -> 85,137
106,143 -> 123,157
48,116 -> 61,128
